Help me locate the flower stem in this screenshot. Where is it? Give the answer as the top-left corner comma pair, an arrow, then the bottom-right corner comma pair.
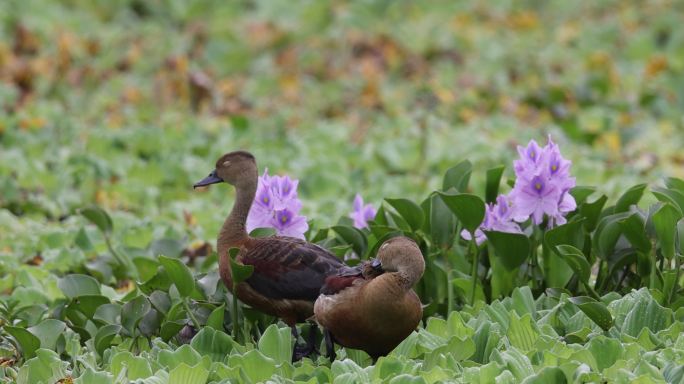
669,255 -> 682,305
232,284 -> 240,341
184,299 -> 201,330
445,249 -> 454,315
469,235 -> 479,305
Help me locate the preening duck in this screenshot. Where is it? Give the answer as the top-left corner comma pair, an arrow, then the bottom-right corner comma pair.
194,150 -> 348,359
314,236 -> 425,361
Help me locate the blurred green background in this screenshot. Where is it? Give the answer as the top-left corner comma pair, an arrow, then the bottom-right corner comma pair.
1,0 -> 683,258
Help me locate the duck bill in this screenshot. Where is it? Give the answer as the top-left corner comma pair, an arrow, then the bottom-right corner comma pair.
193,170 -> 223,188
370,258 -> 384,273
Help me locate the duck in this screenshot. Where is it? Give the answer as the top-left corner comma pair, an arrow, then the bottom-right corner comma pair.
193,150 -> 349,359
314,236 -> 425,361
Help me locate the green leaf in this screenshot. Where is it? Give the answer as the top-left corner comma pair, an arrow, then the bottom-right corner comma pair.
438,192 -> 486,233
258,324 -> 293,364
229,248 -> 254,283
16,349 -> 69,384
206,304 -> 225,331
666,177 -> 684,193
28,319 -> 67,351
332,225 -> 368,256
621,295 -> 673,337
58,274 -> 101,298
570,186 -> 597,205
618,212 -> 651,253
568,296 -> 613,331
485,165 -> 505,203
485,231 -> 530,270
544,220 -> 586,287
507,312 -> 539,353
94,324 -> 121,356
614,183 -> 647,213
80,205 -> 113,234
249,227 -> 277,238
191,327 -> 236,362
521,367 -> 567,384
71,295 -> 111,319
579,195 -> 608,232
594,212 -> 630,259
168,363 -> 211,384
652,187 -> 684,216
5,326 -> 40,359
429,194 -> 456,250
652,202 -> 682,260
677,218 -> 684,254
158,255 -> 195,297
121,295 -> 151,335
74,368 -> 113,384
443,160 -> 472,192
110,351 -> 153,380
554,245 -> 591,286
385,198 -> 425,232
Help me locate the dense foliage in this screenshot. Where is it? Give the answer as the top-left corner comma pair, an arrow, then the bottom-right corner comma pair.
2,1 -> 684,383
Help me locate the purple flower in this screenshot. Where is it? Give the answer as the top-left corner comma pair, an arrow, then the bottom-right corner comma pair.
509,136 -> 576,227
461,195 -> 522,245
247,169 -> 308,239
350,194 -> 376,229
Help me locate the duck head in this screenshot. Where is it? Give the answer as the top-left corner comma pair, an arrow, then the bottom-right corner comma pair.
194,150 -> 257,189
374,236 -> 425,286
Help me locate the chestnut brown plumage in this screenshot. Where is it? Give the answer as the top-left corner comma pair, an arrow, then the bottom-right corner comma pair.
314,236 -> 425,361
194,150 -> 348,359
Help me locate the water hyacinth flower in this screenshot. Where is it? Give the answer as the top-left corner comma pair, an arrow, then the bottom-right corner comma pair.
509,137 -> 576,227
247,169 -> 309,239
462,194 -> 522,245
350,194 -> 376,229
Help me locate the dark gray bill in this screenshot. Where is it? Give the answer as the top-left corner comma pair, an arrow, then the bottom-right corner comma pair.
370,258 -> 383,273
193,169 -> 223,188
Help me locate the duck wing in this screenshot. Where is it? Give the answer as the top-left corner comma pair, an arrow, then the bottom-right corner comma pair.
241,237 -> 346,301
319,262 -> 369,295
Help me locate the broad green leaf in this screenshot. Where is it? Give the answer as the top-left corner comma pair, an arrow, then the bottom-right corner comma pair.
168,363 -> 210,384
568,296 -> 613,331
226,247 -> 255,285
443,160 -> 472,192
5,326 -> 40,359
579,195 -> 608,232
121,295 -> 151,335
206,304 -> 225,331
594,212 -> 630,259
28,319 -> 66,351
652,187 -> 684,216
507,312 -> 539,353
332,225 -> 368,256
619,212 -> 651,253
71,295 -> 111,319
652,202 -> 682,260
544,220 -> 586,287
587,336 -> 622,371
438,192 -> 486,233
614,183 -> 647,213
429,194 -> 456,250
149,238 -> 185,259
74,368 -> 113,384
677,218 -> 684,254
191,327 -> 236,362
16,349 -> 69,384
227,349 -> 277,383
93,303 -> 122,325
485,231 -> 530,270
555,245 -> 591,286
485,165 -> 505,203
157,344 -> 207,370
110,351 -> 153,380
249,227 -> 277,238
258,324 -> 293,364
80,205 -> 113,234
385,198 -> 425,232
570,186 -> 596,205
521,367 -> 567,384
621,296 -> 673,337
158,255 -> 195,297
58,274 -> 101,298
94,324 -> 121,356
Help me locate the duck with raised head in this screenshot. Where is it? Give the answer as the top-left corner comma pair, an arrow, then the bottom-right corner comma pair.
314,236 -> 425,361
193,150 -> 350,359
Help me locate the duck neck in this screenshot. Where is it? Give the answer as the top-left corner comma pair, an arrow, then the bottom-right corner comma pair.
218,179 -> 257,262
